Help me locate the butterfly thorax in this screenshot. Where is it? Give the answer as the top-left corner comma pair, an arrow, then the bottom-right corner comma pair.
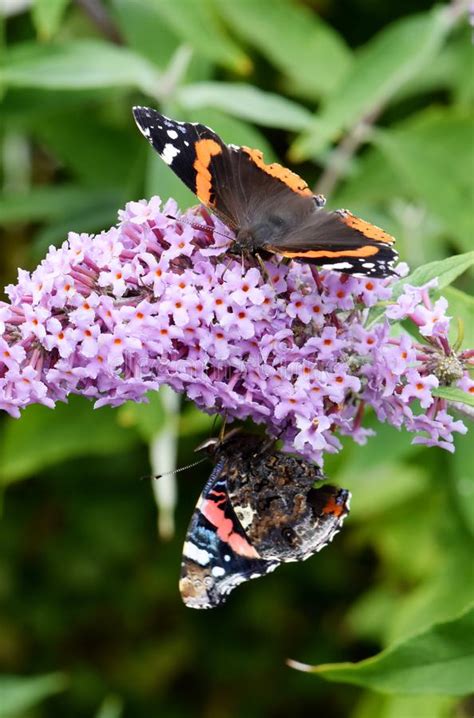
234,226 -> 264,253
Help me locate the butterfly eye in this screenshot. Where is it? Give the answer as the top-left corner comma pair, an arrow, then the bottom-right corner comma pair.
282,527 -> 297,544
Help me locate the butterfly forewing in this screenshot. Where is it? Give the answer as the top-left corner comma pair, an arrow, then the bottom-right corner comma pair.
179,461 -> 277,609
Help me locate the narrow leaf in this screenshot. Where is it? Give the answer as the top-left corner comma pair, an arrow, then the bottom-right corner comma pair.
31,0 -> 70,40
177,82 -> 312,130
397,252 -> 474,295
292,6 -> 453,159
367,252 -> 474,328
0,185 -> 112,224
111,0 -> 179,69
0,396 -> 139,484
153,0 -> 250,74
373,110 -> 474,247
2,40 -> 162,96
215,0 -> 351,100
432,387 -> 474,408
0,673 -> 66,717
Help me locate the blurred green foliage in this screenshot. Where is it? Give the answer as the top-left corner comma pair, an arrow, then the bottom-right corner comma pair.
0,0 -> 473,716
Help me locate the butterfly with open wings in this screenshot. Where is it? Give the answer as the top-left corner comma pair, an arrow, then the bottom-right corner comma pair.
133,106 -> 398,278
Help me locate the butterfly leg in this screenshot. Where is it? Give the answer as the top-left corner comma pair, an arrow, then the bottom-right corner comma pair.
309,265 -> 323,293
220,254 -> 236,280
255,252 -> 274,288
219,413 -> 228,443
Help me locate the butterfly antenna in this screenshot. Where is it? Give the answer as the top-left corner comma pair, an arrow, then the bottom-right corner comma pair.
146,457 -> 207,481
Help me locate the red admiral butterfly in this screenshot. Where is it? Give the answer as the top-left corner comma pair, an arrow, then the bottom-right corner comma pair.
180,431 -> 350,609
133,106 -> 398,278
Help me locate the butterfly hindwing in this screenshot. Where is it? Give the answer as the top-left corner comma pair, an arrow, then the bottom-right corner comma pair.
266,209 -> 397,277
225,443 -> 350,562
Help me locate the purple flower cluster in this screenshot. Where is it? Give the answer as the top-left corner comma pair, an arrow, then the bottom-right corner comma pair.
0,197 -> 471,463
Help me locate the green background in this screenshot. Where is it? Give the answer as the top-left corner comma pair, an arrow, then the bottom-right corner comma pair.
0,1 -> 473,716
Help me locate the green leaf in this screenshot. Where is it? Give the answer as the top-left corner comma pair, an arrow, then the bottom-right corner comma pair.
2,40 -> 162,95
373,109 -> 474,249
32,110 -> 140,188
0,672 -> 66,717
367,252 -> 474,328
439,286 -> 474,350
398,252 -> 474,294
215,0 -> 351,100
31,0 -> 70,41
0,185 -> 116,224
452,26 -> 474,107
152,0 -> 250,74
1,87 -> 120,128
95,694 -> 123,718
289,604 -> 474,696
146,150 -> 196,210
292,7 -> 453,159
432,387 -> 474,408
341,464 -> 428,523
453,432 -> 474,537
31,201 -> 120,261
177,82 -> 312,131
111,0 -> 179,69
347,586 -> 407,645
0,397 -> 139,484
386,545 -> 474,646
354,691 -> 457,718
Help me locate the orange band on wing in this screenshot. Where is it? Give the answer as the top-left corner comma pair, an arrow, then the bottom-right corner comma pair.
193,139 -> 222,206
278,245 -> 380,259
341,211 -> 395,244
242,147 -> 312,197
201,499 -> 260,559
322,496 -> 346,518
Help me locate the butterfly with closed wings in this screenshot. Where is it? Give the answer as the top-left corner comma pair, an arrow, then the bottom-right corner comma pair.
180,430 -> 350,609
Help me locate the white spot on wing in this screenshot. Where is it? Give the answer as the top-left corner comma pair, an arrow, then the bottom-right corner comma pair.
234,504 -> 255,530
320,262 -> 353,270
167,129 -> 178,140
212,566 -> 225,577
183,541 -> 210,566
161,143 -> 180,165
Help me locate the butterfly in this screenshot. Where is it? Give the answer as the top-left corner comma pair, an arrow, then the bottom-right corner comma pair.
179,430 -> 350,609
133,106 -> 398,278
